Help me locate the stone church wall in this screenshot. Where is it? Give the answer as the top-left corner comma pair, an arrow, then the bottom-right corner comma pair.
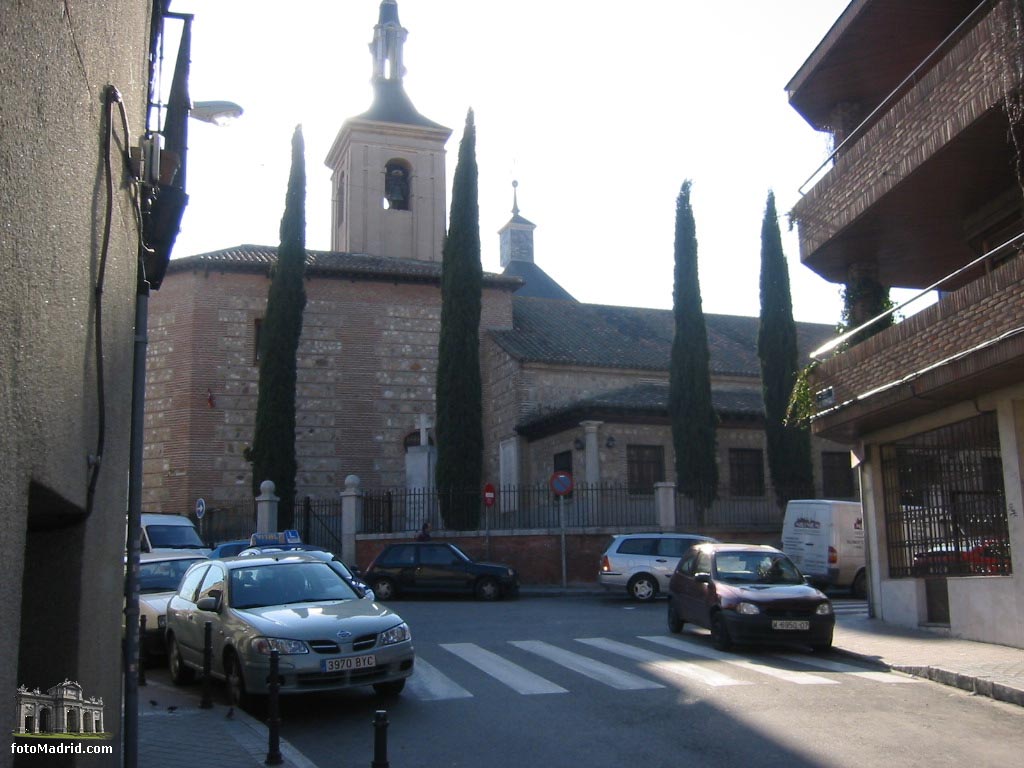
145,266 -> 515,514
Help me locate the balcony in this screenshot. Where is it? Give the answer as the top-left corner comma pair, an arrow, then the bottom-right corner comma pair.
791,2 -> 1018,290
808,252 -> 1024,442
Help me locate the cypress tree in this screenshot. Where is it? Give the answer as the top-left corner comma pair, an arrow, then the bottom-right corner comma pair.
435,109 -> 483,529
248,125 -> 307,528
668,181 -> 718,523
757,190 -> 814,507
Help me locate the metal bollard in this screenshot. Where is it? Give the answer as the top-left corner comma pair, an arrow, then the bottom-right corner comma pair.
200,621 -> 213,709
265,649 -> 283,765
371,710 -> 389,768
138,615 -> 147,687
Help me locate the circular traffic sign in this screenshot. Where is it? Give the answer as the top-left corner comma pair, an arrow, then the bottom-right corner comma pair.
195,498 -> 206,519
483,483 -> 496,507
549,471 -> 574,496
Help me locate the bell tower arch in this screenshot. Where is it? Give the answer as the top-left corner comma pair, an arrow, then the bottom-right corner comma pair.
325,0 -> 451,262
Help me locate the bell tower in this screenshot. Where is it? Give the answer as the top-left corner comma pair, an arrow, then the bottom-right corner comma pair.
325,0 -> 452,262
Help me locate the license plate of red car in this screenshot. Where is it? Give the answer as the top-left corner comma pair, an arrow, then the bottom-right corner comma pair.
772,620 -> 810,631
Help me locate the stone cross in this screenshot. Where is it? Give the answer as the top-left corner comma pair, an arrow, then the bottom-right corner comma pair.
417,413 -> 433,447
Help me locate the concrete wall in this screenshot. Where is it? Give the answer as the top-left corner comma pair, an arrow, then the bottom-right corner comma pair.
0,1 -> 153,760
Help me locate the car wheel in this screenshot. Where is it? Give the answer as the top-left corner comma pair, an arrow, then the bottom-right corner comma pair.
667,601 -> 684,634
475,577 -> 500,601
628,574 -> 658,602
225,652 -> 250,710
710,612 -> 732,651
371,577 -> 396,601
167,635 -> 194,685
851,569 -> 868,600
373,679 -> 406,697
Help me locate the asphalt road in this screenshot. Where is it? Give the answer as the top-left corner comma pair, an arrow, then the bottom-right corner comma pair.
154,595 -> 1024,768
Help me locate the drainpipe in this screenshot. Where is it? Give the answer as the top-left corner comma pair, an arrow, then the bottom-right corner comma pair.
123,275 -> 149,768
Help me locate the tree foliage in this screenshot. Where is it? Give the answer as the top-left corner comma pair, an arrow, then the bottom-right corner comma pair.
668,181 -> 718,520
248,125 -> 307,528
757,190 -> 814,507
435,109 -> 483,529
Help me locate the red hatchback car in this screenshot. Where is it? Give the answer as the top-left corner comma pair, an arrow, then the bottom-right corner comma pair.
667,543 -> 835,652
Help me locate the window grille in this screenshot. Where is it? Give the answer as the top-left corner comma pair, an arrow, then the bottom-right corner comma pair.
627,445 -> 664,495
822,451 -> 857,499
728,448 -> 764,497
881,412 -> 1011,578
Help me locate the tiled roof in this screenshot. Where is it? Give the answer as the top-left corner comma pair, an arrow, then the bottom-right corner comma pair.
515,382 -> 765,437
165,245 -> 521,290
501,261 -> 576,301
492,297 -> 835,377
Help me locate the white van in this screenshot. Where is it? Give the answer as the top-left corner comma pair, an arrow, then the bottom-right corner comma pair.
781,500 -> 866,598
140,513 -> 211,556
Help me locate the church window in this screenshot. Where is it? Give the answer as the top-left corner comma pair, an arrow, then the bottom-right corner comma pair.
627,445 -> 664,495
253,318 -> 263,365
383,159 -> 411,210
403,430 -> 434,449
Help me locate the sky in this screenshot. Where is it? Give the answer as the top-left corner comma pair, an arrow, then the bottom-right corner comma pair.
166,0 -> 862,326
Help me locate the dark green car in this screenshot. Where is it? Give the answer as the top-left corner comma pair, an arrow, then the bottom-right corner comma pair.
364,542 -> 519,601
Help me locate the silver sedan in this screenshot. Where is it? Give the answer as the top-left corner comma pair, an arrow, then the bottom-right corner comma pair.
164,553 -> 414,708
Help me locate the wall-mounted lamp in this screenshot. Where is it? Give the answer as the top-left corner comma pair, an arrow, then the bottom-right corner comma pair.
605,435 -> 616,449
573,438 -> 585,451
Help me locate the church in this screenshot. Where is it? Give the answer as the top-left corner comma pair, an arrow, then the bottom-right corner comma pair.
141,0 -> 852,522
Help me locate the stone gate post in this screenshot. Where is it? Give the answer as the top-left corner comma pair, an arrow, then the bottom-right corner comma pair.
655,481 -> 677,530
340,475 -> 362,567
256,480 -> 279,532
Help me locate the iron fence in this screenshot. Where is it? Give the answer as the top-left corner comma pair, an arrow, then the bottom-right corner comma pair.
362,483 -> 658,534
674,493 -> 784,531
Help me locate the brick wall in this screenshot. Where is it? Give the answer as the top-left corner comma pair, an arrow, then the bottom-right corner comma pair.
794,7 -> 1006,255
811,253 -> 1024,405
144,266 -> 514,515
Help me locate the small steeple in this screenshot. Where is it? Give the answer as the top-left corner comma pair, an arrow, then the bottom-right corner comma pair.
371,0 -> 407,82
499,180 -> 536,268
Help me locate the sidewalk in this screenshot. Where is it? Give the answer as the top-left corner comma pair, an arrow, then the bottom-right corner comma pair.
136,598 -> 1024,768
831,612 -> 1024,708
138,679 -> 317,768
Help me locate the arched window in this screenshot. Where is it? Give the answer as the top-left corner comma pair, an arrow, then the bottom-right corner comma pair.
383,159 -> 411,210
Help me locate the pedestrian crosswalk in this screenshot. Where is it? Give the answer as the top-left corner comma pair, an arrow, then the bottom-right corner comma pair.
404,632 -> 914,702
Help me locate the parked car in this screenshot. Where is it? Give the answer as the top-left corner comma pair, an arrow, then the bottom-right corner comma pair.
209,540 -> 250,559
364,541 -> 519,601
164,553 -> 414,708
667,542 -> 834,652
598,532 -> 717,601
136,552 -> 209,659
238,544 -> 374,598
912,541 -> 1011,576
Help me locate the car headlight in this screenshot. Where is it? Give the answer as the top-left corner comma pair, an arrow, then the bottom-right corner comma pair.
815,602 -> 834,616
252,637 -> 309,655
379,622 -> 410,646
506,568 -> 515,578
735,602 -> 761,615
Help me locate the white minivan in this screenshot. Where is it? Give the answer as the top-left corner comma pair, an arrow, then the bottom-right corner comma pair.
140,513 -> 211,556
781,500 -> 866,598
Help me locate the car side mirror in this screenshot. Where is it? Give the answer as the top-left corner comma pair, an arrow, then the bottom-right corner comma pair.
196,591 -> 221,612
695,573 -> 711,584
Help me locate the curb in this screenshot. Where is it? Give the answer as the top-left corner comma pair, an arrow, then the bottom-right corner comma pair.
890,665 -> 1024,708
830,648 -> 1024,709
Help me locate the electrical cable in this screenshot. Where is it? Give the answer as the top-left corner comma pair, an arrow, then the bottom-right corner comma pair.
86,85 -> 138,519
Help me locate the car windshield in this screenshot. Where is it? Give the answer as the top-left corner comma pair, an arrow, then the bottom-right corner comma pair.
713,552 -> 804,585
229,562 -> 358,609
148,524 -> 205,549
139,558 -> 206,593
